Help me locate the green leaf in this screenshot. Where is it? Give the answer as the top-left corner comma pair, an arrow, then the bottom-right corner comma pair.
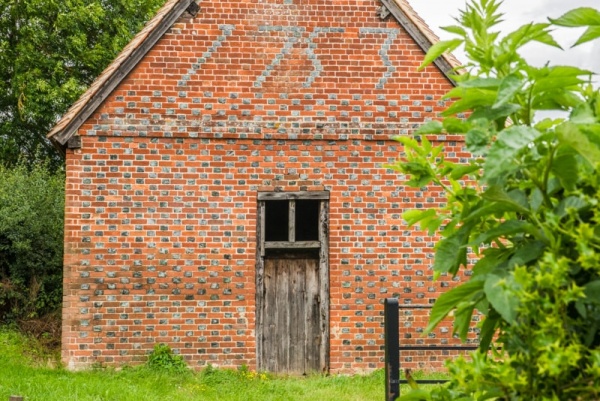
471,220 -> 532,246
468,103 -> 521,122
575,301 -> 587,318
458,77 -> 502,89
403,209 -> 436,226
556,122 -> 600,167
584,281 -> 600,303
482,186 -> 529,214
573,26 -> 600,46
454,299 -> 480,341
392,135 -> 421,151
483,126 -> 543,183
584,321 -> 600,347
443,117 -> 469,134
502,22 -> 561,51
418,38 -> 463,70
580,124 -> 600,149
535,118 -> 563,131
400,162 -> 435,187
494,74 -> 523,108
532,66 -> 591,95
442,88 -> 498,116
441,25 -> 467,36
472,248 -> 509,279
531,188 -> 544,211
433,223 -> 474,276
484,273 -> 519,325
458,77 -> 502,88
555,195 -> 589,219
478,313 -> 500,351
427,280 -> 485,333
532,90 -> 584,111
463,202 -> 511,225
570,103 -> 597,124
444,86 -> 493,99
549,7 -> 600,27
449,163 -> 481,180
415,120 -> 443,135
399,389 -> 432,401
466,127 -> 491,155
552,149 -> 579,191
507,241 -> 547,268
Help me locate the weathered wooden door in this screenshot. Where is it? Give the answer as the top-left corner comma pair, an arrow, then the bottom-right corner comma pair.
256,191 -> 329,374
262,255 -> 321,374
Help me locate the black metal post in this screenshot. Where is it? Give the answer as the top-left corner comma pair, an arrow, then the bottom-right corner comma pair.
384,298 -> 400,401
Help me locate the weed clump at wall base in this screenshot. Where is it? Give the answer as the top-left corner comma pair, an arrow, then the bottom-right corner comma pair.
145,344 -> 188,373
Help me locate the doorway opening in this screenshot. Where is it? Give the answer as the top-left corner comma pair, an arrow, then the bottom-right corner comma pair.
256,191 -> 329,374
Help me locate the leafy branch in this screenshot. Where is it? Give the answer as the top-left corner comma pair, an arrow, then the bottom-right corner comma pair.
395,1 -> 600,399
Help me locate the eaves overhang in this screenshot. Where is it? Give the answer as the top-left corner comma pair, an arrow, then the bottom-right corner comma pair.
381,0 -> 462,85
47,0 -> 198,152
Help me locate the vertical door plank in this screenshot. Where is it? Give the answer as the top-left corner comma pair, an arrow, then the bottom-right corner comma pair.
289,200 -> 296,242
256,202 -> 265,370
263,259 -> 276,372
318,201 -> 330,372
275,260 -> 290,373
288,259 -> 305,373
304,258 -> 320,373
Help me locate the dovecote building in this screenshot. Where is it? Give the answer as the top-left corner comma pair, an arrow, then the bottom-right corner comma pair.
49,0 -> 471,374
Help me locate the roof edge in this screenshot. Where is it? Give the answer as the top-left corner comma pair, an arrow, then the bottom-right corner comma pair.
49,0 -> 460,150
48,0 -> 197,148
383,0 -> 461,85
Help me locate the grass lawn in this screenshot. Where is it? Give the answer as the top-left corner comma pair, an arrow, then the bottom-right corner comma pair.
0,329 -> 444,401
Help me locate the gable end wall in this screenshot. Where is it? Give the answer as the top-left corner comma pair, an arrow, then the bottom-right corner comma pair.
61,0 -> 476,373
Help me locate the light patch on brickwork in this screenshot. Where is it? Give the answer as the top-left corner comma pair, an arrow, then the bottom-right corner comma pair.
254,26 -> 305,88
359,28 -> 399,89
180,24 -> 236,89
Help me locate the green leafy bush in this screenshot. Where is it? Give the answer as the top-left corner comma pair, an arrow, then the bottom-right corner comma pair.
392,1 -> 600,399
146,344 -> 188,373
0,163 -> 64,322
0,0 -> 165,168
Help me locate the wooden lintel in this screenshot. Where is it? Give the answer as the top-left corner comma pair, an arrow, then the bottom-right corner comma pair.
264,241 -> 321,249
258,191 -> 330,201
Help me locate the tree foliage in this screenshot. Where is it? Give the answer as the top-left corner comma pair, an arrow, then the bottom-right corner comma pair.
391,0 -> 600,399
0,0 -> 165,169
0,163 -> 65,322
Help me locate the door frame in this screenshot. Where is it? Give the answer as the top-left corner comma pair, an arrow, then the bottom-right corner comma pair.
255,191 -> 330,373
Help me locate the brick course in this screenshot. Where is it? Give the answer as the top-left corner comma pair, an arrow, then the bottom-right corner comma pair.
61,0 -> 475,373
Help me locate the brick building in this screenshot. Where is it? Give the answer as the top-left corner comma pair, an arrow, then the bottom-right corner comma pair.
49,0 -> 471,374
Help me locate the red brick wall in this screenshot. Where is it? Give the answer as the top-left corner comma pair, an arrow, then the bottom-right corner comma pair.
62,0 -> 474,372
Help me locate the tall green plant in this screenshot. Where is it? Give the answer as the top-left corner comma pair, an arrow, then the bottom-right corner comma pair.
0,163 -> 64,321
391,1 -> 600,399
0,0 -> 165,169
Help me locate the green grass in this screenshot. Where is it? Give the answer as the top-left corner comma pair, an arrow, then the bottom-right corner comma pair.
0,329 -> 444,401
